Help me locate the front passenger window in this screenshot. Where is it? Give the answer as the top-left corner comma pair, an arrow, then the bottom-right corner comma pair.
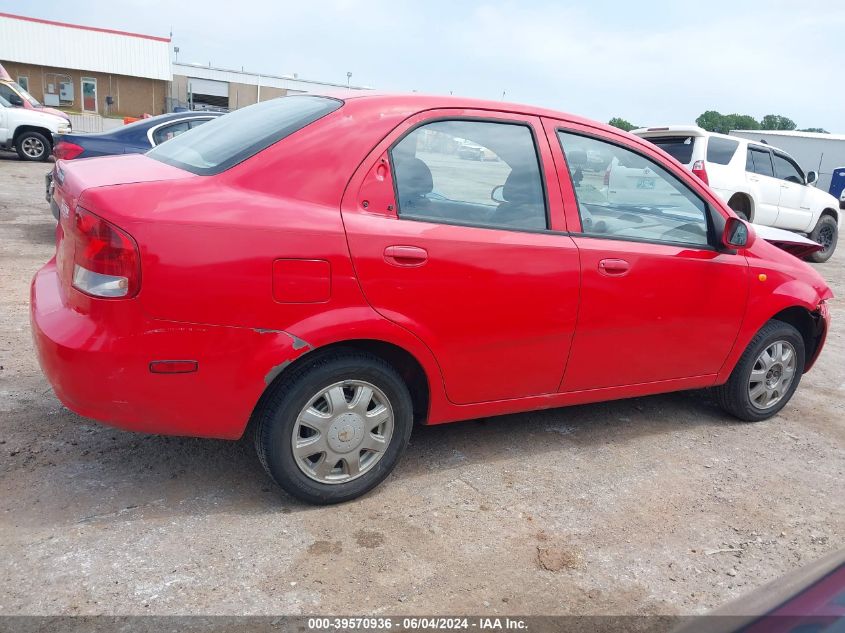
390,120 -> 547,231
773,153 -> 804,184
558,131 -> 710,247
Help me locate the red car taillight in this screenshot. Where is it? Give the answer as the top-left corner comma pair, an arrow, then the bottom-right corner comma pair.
54,140 -> 84,160
692,160 -> 709,185
71,207 -> 140,299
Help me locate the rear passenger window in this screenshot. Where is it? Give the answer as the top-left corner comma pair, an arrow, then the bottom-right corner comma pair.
706,137 -> 739,165
152,121 -> 190,145
748,148 -> 775,177
390,120 -> 547,231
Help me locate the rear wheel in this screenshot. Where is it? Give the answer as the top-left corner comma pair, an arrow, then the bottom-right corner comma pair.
727,194 -> 751,222
806,214 -> 838,263
15,131 -> 51,162
713,320 -> 805,422
254,350 -> 413,504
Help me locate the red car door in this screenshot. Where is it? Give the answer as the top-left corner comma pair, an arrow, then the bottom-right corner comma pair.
544,119 -> 749,391
341,110 -> 580,405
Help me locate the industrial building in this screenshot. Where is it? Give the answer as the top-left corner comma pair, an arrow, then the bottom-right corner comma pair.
0,12 -> 171,117
0,11 -> 371,122
171,63 -> 369,112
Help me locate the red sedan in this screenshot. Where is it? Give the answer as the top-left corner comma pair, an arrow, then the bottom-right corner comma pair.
32,94 -> 833,504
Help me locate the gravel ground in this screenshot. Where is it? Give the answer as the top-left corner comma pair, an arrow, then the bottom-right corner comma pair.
0,152 -> 842,616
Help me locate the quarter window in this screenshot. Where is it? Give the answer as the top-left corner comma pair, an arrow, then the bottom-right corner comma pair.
706,137 -> 739,165
558,131 -> 709,247
390,120 -> 547,231
772,153 -> 804,184
152,121 -> 191,145
747,148 -> 774,177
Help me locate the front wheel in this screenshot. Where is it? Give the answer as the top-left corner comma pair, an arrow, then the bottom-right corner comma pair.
806,215 -> 838,263
254,351 -> 413,504
713,320 -> 805,422
16,131 -> 51,162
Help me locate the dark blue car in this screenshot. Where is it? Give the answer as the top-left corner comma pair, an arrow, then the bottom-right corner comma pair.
53,111 -> 223,160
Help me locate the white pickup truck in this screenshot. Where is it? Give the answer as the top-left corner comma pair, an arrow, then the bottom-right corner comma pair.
631,126 -> 840,262
0,93 -> 70,161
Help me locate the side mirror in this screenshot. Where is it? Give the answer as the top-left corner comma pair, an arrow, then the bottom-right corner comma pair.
8,93 -> 23,107
491,184 -> 505,203
806,170 -> 818,186
722,216 -> 756,249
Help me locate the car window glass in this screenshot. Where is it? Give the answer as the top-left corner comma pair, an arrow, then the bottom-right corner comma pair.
189,118 -> 212,129
0,84 -> 14,102
390,120 -> 547,231
706,137 -> 739,165
773,153 -> 804,184
147,96 -> 342,175
152,121 -> 191,145
647,136 -> 695,165
558,131 -> 709,247
749,149 -> 774,177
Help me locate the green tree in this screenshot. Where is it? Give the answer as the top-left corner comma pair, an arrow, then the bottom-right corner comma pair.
798,127 -> 829,134
608,117 -> 636,132
760,114 -> 796,130
695,110 -> 725,133
724,114 -> 760,132
696,111 -> 760,134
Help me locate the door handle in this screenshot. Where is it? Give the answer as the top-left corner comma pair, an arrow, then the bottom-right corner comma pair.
749,177 -> 759,182
598,258 -> 630,276
384,245 -> 428,267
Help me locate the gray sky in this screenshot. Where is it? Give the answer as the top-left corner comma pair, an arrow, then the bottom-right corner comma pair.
3,0 -> 843,131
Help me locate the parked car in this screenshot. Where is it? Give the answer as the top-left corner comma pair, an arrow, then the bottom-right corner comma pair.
631,126 -> 840,262
457,141 -> 497,161
33,95 -> 832,504
52,111 -> 223,160
0,93 -> 71,161
0,63 -> 71,124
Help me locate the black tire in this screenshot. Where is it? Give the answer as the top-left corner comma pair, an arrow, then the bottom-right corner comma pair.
727,195 -> 750,222
806,214 -> 838,263
713,320 -> 805,422
254,350 -> 413,504
15,131 -> 51,162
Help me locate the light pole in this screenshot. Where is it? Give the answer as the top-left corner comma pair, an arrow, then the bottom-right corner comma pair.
347,72 -> 352,87
174,46 -> 179,63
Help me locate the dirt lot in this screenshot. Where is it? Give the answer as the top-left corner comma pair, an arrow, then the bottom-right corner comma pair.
0,152 -> 842,617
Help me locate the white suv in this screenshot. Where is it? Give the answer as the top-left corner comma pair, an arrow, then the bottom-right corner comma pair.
631,126 -> 840,262
0,93 -> 70,162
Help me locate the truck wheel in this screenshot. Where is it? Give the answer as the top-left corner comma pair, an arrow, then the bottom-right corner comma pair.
254,350 -> 413,504
713,320 -> 804,422
806,215 -> 838,263
16,131 -> 51,162
727,194 -> 751,222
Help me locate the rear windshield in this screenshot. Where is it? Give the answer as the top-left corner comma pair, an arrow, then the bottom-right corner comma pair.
147,96 -> 342,175
645,136 -> 696,165
706,137 -> 740,165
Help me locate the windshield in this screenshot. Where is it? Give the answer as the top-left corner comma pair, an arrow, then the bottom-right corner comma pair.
147,96 -> 342,175
13,82 -> 41,106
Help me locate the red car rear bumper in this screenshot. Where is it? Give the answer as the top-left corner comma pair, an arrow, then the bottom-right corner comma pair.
30,261 -> 304,439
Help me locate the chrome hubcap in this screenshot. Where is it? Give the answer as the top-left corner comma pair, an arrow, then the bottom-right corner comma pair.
292,380 -> 393,484
22,137 -> 45,158
748,341 -> 796,410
